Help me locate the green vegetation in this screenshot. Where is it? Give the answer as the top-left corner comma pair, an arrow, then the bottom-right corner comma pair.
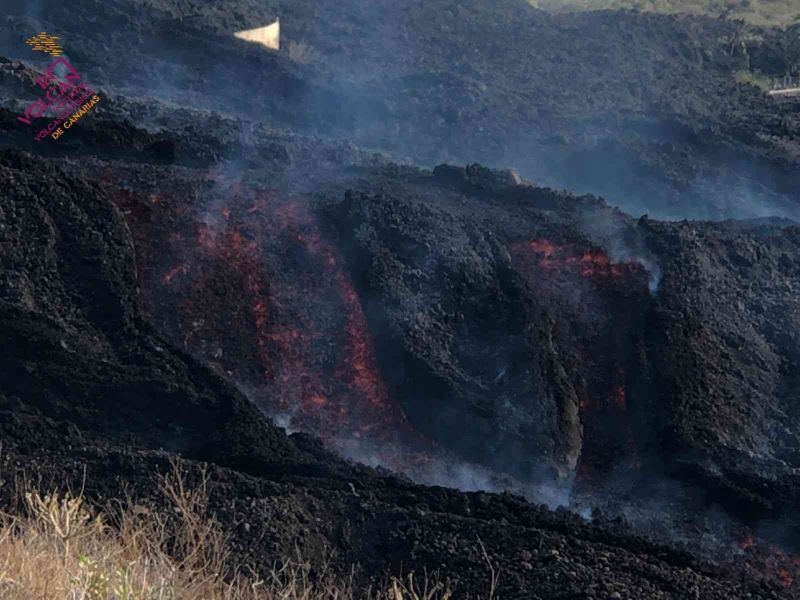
530,0 -> 800,27
734,68 -> 772,89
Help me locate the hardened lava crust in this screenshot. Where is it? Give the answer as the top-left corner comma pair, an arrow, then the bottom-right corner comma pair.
2,0 -> 800,597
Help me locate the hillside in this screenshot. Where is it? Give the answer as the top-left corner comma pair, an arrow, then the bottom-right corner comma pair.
3,0 -> 800,221
3,0 -> 800,597
4,138 -> 793,597
532,0 -> 800,26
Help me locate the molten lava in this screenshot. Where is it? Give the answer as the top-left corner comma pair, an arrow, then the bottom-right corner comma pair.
102,170 -> 415,451
512,239 -> 634,279
738,534 -> 800,591
510,238 -> 649,484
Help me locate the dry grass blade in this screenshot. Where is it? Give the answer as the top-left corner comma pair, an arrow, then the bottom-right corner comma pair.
388,572 -> 453,600
0,464 -> 470,599
23,490 -> 103,561
476,537 -> 499,600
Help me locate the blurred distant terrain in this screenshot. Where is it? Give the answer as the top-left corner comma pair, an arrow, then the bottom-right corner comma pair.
532,0 -> 799,26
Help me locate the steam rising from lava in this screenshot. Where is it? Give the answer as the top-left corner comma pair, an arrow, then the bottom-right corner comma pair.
104,166 -> 595,506
167,181 -> 414,447
510,238 -> 648,486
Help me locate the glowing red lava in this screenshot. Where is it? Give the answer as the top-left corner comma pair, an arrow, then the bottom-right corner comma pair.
104,171 -> 414,452
509,238 -> 647,483
512,239 -> 630,279
738,534 -> 800,591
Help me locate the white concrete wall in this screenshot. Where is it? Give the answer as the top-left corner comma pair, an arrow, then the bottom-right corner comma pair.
234,20 -> 280,51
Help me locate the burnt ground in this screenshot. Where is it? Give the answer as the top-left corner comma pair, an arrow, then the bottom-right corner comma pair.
2,0 -> 800,597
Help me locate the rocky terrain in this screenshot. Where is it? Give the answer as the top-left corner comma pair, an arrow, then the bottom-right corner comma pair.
2,0 -> 800,220
2,0 -> 800,598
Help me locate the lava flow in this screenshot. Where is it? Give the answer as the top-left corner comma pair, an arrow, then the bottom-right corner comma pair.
738,534 -> 800,592
102,169 -> 416,450
510,238 -> 650,484
519,240 -> 629,278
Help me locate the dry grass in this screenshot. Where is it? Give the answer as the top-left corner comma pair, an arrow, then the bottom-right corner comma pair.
0,462 -> 459,600
734,68 -> 773,89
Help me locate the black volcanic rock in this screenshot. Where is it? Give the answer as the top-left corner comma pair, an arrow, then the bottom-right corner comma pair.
639,219 -> 800,517
332,187 -> 583,477
0,148 -> 326,476
0,146 -> 788,598
2,0 -> 800,596
1,0 -> 799,220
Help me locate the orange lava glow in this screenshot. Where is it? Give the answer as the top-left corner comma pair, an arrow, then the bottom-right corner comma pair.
527,240 -> 557,256
610,385 -> 626,410
123,178 -> 415,447
512,240 -> 629,278
270,199 -> 409,433
738,534 -> 800,590
162,263 -> 189,284
191,221 -> 274,372
509,237 -> 646,483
